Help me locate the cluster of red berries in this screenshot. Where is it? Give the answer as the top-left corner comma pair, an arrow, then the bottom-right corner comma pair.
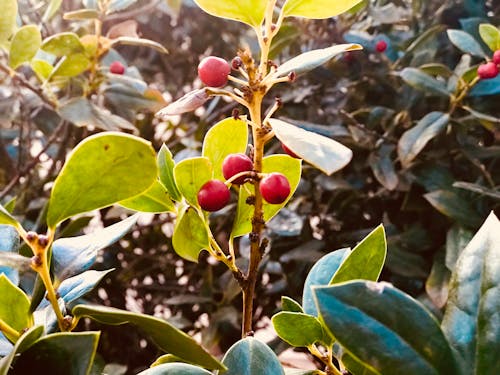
197,153 -> 291,212
477,50 -> 500,79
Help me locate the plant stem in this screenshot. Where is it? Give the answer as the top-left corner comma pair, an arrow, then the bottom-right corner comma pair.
0,318 -> 20,341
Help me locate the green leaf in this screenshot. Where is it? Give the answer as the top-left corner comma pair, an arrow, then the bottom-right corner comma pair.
368,144 -> 398,191
31,59 -> 53,81
447,29 -> 486,58
341,352 -> 380,375
0,325 -> 44,375
156,89 -> 210,117
269,119 -> 352,175
41,32 -> 85,56
72,304 -> 224,370
232,155 -> 301,238
9,25 -> 42,69
151,354 -> 184,366
314,281 -> 462,375
442,212 -> 500,373
424,190 -> 483,228
274,44 -> 362,78
0,203 -> 20,228
397,112 -> 449,168
425,251 -> 450,309
63,9 -> 100,20
453,181 -> 500,200
158,144 -> 182,201
0,275 -> 33,343
202,117 -> 249,181
58,97 -> 136,131
47,132 -> 157,228
445,225 -> 474,271
282,0 -> 363,19
330,225 -> 386,284
9,332 -> 99,375
222,337 -> 284,375
43,0 -> 63,21
0,0 -> 17,46
281,296 -> 303,313
173,157 -> 213,208
272,312 -> 325,347
302,249 -> 351,316
172,206 -> 209,263
120,180 -> 176,213
399,68 -> 450,97
51,53 -> 91,77
479,23 -> 500,52
110,37 -> 168,54
138,363 -> 212,375
193,0 -> 267,27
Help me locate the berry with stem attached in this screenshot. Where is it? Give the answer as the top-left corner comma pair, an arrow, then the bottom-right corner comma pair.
375,40 -> 387,53
259,173 -> 291,205
223,153 -> 253,185
198,56 -> 231,87
197,180 -> 230,211
110,61 -> 125,75
477,62 -> 499,79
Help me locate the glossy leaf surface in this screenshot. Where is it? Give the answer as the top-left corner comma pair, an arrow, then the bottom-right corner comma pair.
158,144 -> 182,201
0,275 -> 32,343
173,157 -> 212,208
400,68 -> 450,97
479,23 -> 500,51
0,204 -> 20,227
281,296 -> 303,313
193,0 -> 267,27
47,132 -> 157,228
120,180 -> 176,213
72,305 -> 224,370
172,206 -> 209,262
447,29 -> 486,57
138,363 -> 212,375
282,0 -> 362,19
272,312 -> 324,347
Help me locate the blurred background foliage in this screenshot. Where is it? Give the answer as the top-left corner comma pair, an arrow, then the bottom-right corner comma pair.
0,0 -> 499,373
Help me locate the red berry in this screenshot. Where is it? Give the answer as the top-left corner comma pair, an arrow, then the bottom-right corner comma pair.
197,180 -> 230,212
109,61 -> 125,74
259,173 -> 291,205
282,143 -> 300,159
198,56 -> 231,87
222,153 -> 253,185
477,62 -> 499,79
493,50 -> 500,65
375,40 -> 387,53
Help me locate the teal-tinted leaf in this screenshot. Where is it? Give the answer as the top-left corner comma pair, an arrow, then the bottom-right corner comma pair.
462,106 -> 500,127
173,157 -> 213,208
302,248 -> 350,316
315,282 -> 462,375
341,352 -> 380,375
9,332 -> 99,375
399,68 -> 450,97
232,155 -> 301,238
281,296 -> 303,313
442,212 -> 500,373
445,225 -> 474,271
138,363 -> 212,375
120,180 -> 176,213
59,97 -> 136,131
424,190 -> 483,228
478,24 -> 500,52
274,44 -> 362,78
0,333 -> 12,357
447,29 -> 487,57
272,312 -> 325,347
269,119 -> 352,175
0,0 -> 17,46
0,275 -> 33,343
0,325 -> 44,375
202,117 -> 248,181
222,337 -> 284,375
0,225 -> 21,284
43,0 -> 63,21
368,144 -> 398,191
469,74 -> 500,96
398,112 -> 449,168
284,370 -> 323,375
193,0 -> 267,27
52,215 -> 137,280
9,25 -> 42,69
282,0 -> 363,19
172,206 -> 209,263
47,132 -> 157,228
453,181 -> 500,200
158,144 -> 182,201
106,0 -> 137,14
72,304 -> 224,370
0,204 -> 20,228
41,32 -> 85,56
331,225 -> 386,284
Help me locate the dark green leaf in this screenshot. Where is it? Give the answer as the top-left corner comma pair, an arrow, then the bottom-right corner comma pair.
399,68 -> 450,97
0,325 -> 44,375
281,296 -> 303,313
173,157 -> 213,208
315,282 -> 462,375
442,212 -> 500,373
222,337 -> 284,375
120,180 -> 176,213
469,75 -> 500,96
47,132 -> 157,228
172,206 -> 209,263
272,312 -> 325,347
425,251 -> 450,309
424,190 -> 483,228
202,117 -> 248,181
0,275 -> 33,343
368,144 -> 398,191
453,181 -> 500,200
341,352 -> 380,375
158,144 -> 182,201
72,305 -> 224,370
9,332 -> 99,375
330,225 -> 386,284
398,112 -> 449,168
447,29 -> 486,57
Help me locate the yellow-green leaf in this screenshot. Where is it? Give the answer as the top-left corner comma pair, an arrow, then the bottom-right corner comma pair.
193,0 -> 267,27
120,180 -> 176,213
282,0 -> 363,19
172,206 -> 209,262
0,275 -> 33,343
9,25 -> 41,69
0,0 -> 17,46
